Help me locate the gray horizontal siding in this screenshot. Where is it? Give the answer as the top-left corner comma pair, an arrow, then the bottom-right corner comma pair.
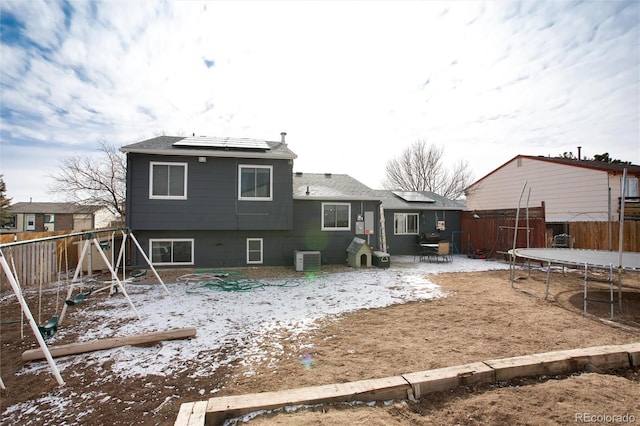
384,209 -> 461,255
126,154 -> 293,231
131,200 -> 381,268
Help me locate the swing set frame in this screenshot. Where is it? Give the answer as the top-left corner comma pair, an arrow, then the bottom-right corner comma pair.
0,227 -> 169,387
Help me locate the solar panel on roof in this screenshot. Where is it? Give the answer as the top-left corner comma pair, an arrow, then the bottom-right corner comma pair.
392,191 -> 435,203
173,136 -> 270,150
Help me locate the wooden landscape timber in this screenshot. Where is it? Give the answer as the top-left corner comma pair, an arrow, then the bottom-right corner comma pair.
174,342 -> 640,426
22,327 -> 197,361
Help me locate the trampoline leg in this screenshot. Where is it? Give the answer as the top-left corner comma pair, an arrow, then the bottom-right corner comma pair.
583,263 -> 588,316
618,269 -> 623,314
609,265 -> 614,321
545,262 -> 551,300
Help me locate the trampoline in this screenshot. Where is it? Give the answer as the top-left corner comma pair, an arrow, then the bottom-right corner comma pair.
511,248 -> 640,270
509,248 -> 640,320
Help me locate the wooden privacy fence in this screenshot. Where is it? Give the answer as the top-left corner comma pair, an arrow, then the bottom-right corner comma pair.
462,206 -> 639,255
461,206 -> 547,258
1,241 -> 57,290
568,221 -> 639,252
0,231 -> 79,292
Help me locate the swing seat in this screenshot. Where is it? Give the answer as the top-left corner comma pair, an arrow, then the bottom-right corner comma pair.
65,287 -> 94,306
130,270 -> 147,278
38,315 -> 58,340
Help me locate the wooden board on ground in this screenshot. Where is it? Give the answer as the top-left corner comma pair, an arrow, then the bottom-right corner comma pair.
174,401 -> 207,426
484,344 -> 635,382
205,376 -> 410,426
178,343 -> 640,426
22,327 -> 197,361
402,362 -> 495,399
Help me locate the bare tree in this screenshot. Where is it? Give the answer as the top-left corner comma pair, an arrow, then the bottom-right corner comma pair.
48,139 -> 126,217
383,140 -> 473,199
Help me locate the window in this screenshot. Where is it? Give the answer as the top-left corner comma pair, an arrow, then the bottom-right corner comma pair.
625,177 -> 639,198
149,162 -> 187,199
322,203 -> 350,230
149,239 -> 194,265
26,214 -> 35,231
2,214 -> 16,229
44,214 -> 55,223
239,165 -> 272,200
246,238 -> 263,264
394,213 -> 419,235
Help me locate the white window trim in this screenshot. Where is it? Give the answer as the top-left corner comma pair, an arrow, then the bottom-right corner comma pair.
149,161 -> 188,200
321,202 -> 351,231
394,213 -> 419,235
246,238 -> 263,264
149,238 -> 194,266
238,164 -> 273,201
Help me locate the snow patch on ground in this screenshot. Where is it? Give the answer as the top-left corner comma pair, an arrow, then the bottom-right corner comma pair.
6,255 -> 510,421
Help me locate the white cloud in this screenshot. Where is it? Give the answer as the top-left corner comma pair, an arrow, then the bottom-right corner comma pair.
0,0 -> 638,201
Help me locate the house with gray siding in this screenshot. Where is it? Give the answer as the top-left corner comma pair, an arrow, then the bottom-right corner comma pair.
121,133 -> 464,268
291,172 -> 381,264
373,190 -> 465,256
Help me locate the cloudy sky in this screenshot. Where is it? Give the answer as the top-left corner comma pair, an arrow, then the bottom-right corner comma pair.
1,0 -> 638,202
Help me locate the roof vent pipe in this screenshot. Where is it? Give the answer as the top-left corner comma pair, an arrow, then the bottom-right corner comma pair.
577,146 -> 581,160
280,132 -> 287,144
306,186 -> 310,195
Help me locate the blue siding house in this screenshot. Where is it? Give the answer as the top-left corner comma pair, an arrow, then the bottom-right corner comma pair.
121,133 -> 463,268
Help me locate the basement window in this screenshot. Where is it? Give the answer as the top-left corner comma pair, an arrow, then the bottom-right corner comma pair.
149,239 -> 194,265
246,238 -> 263,264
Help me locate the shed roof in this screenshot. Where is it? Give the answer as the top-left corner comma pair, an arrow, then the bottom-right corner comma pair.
293,173 -> 379,201
9,202 -> 104,214
120,135 -> 297,160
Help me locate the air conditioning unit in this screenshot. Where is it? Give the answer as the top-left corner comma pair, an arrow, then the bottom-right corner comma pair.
294,250 -> 321,272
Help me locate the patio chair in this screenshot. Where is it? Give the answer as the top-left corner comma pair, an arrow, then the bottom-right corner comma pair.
415,234 -> 430,261
428,241 -> 452,263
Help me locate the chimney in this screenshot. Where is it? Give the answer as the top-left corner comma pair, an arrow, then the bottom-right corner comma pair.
577,146 -> 581,160
280,132 -> 287,144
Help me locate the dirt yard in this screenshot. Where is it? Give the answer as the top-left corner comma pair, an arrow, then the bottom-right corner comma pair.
1,262 -> 639,425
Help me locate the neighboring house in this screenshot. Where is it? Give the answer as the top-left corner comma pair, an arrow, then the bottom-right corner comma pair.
465,156 -> 640,226
5,202 -> 116,232
121,133 -> 464,268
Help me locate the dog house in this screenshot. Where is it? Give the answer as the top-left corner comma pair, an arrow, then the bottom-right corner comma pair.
346,237 -> 372,268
